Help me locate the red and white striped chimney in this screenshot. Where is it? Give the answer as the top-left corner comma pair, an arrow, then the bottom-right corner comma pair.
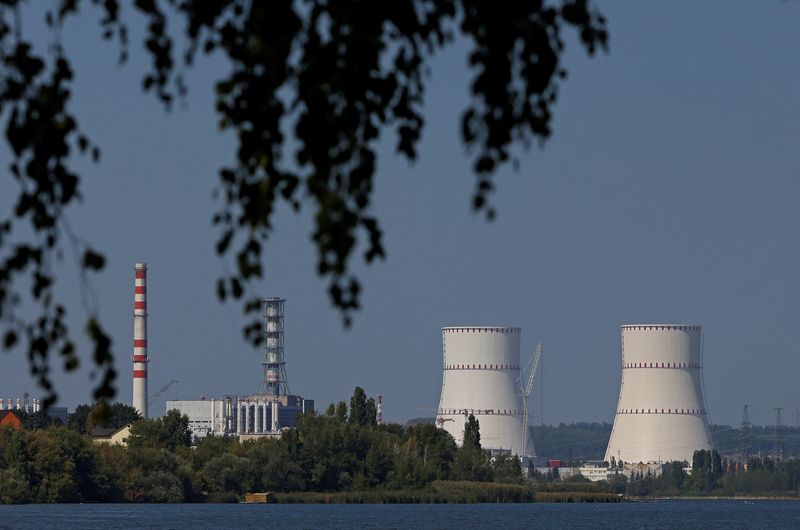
132,262 -> 148,418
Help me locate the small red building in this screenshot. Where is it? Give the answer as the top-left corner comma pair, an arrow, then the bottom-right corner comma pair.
0,410 -> 23,429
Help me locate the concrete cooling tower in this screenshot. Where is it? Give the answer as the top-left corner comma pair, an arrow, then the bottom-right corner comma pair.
436,327 -> 529,456
605,325 -> 714,464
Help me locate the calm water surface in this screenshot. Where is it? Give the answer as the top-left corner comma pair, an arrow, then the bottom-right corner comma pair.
1,501 -> 798,529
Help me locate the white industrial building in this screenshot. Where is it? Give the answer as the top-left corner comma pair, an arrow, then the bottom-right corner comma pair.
604,324 -> 714,464
166,298 -> 314,440
436,327 -> 530,456
167,394 -> 314,439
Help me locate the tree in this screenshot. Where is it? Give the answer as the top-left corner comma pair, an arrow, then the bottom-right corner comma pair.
68,402 -> 140,434
0,0 -> 608,405
128,410 -> 192,451
453,414 -> 491,481
349,386 -> 377,427
463,414 -> 481,450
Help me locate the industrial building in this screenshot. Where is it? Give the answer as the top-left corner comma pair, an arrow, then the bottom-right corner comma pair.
163,298 -> 313,439
435,327 -> 530,456
604,324 -> 714,464
0,396 -> 42,413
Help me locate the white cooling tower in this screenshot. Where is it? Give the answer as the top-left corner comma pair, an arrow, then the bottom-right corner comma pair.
605,325 -> 714,464
436,327 -> 528,456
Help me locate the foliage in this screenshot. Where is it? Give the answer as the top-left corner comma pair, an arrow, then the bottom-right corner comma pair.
0,387 -> 535,503
0,0 -> 608,404
67,402 -> 141,434
531,422 -> 612,461
348,386 -> 377,427
128,410 -> 192,451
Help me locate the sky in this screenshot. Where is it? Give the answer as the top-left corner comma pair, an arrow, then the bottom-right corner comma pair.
1,1 -> 800,427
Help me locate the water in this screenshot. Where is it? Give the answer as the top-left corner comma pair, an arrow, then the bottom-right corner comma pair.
0,501 -> 798,529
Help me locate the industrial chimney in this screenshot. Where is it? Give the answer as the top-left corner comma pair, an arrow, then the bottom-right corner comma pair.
132,263 -> 148,418
436,327 -> 526,455
605,324 -> 714,464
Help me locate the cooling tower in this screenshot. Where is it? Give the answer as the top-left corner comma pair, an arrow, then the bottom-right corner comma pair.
436,327 -> 528,456
604,325 -> 714,464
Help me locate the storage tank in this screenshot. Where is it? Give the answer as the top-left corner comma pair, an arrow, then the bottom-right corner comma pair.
604,324 -> 714,464
436,327 -> 528,455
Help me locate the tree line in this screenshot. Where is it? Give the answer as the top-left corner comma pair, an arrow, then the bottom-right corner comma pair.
620,450 -> 800,498
0,387 -> 523,503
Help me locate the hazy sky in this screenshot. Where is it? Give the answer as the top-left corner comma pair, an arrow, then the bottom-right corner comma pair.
2,2 -> 799,427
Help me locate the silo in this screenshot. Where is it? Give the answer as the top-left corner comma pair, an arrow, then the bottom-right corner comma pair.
604,325 -> 714,464
436,327 -> 528,456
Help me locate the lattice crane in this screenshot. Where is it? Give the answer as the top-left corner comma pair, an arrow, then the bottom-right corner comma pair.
148,379 -> 178,405
521,343 -> 543,457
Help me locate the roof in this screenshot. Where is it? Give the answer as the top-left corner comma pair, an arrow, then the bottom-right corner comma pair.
0,410 -> 21,422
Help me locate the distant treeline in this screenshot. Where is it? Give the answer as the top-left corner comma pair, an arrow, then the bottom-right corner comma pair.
531,422 -> 800,462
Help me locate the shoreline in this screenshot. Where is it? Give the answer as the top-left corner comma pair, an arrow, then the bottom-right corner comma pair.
630,496 -> 799,501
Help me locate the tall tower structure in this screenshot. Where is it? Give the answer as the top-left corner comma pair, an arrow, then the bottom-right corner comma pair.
773,407 -> 785,461
436,327 -> 527,456
132,262 -> 149,418
738,404 -> 752,462
605,325 -> 713,464
259,298 -> 289,396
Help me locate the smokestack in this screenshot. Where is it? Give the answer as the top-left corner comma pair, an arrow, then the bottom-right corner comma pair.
132,262 -> 149,418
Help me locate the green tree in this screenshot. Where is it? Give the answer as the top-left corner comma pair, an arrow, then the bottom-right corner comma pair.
0,467 -> 30,504
0,0 -> 608,406
128,410 -> 192,451
67,404 -> 93,434
349,387 -> 377,427
452,415 -> 491,482
463,414 -> 481,450
492,454 -> 523,484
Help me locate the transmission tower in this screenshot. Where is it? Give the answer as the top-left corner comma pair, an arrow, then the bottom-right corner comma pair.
773,407 -> 784,462
737,405 -> 752,462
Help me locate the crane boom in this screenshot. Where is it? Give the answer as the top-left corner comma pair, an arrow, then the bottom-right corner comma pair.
522,343 -> 543,457
148,379 -> 178,405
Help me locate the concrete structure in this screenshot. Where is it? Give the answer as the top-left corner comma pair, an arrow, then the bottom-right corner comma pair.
132,263 -> 149,418
260,298 -> 289,396
605,325 -> 714,464
436,327 -> 527,456
166,296 -> 313,440
0,396 -> 41,413
167,394 -> 314,439
91,425 -> 133,446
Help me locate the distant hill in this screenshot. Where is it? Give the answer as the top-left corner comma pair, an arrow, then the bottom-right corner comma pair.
403,418 -> 800,461
405,417 -> 436,426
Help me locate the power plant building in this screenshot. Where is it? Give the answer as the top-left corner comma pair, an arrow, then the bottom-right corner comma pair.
436,327 -> 530,456
604,324 -> 714,464
165,298 -> 314,439
167,394 -> 314,438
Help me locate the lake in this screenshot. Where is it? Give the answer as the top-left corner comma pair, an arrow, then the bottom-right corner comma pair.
1,500 -> 799,529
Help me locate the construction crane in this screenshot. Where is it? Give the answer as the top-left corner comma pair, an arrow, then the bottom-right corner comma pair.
148,380 -> 178,406
521,343 -> 543,457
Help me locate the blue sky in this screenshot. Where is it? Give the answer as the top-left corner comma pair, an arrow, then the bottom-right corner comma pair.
1,1 -> 799,427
